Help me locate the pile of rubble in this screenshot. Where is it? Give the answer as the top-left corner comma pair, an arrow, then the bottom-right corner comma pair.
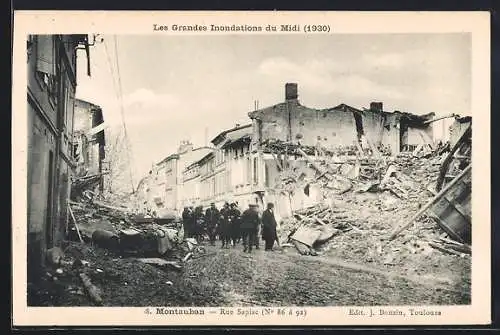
36,191 -> 210,306
275,147 -> 471,270
31,236 -> 214,306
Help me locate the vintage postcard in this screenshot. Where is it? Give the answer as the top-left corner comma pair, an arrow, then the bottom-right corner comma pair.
12,11 -> 490,326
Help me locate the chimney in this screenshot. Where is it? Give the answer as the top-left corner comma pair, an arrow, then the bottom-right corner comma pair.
370,102 -> 383,112
285,83 -> 298,101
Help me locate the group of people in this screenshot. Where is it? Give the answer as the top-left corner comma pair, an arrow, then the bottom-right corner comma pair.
181,201 -> 279,253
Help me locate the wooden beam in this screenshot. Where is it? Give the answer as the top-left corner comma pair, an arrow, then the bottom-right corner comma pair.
388,164 -> 471,241
68,205 -> 84,243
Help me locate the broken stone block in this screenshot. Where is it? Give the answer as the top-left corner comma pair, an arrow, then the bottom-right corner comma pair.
290,226 -> 322,247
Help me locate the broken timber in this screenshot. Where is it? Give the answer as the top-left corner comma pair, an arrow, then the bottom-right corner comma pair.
388,164 -> 471,241
80,273 -> 103,305
68,206 -> 84,243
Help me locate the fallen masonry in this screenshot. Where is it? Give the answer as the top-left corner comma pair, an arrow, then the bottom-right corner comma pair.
29,123 -> 471,306
269,132 -> 471,283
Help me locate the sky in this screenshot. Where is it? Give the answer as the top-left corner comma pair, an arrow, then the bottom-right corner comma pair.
75,33 -> 471,189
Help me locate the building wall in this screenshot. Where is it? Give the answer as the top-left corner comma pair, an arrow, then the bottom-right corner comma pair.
253,101 -> 359,149
27,105 -> 57,275
380,114 -> 401,154
291,104 -> 358,149
27,34 -> 85,281
161,158 -> 177,211
361,111 -> 388,147
182,173 -> 201,208
73,100 -> 105,179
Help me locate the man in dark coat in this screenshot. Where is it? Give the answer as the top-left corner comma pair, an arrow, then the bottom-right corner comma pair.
219,202 -> 231,249
240,204 -> 261,253
229,202 -> 241,247
193,205 -> 205,242
182,207 -> 193,238
262,202 -> 278,251
205,203 -> 219,246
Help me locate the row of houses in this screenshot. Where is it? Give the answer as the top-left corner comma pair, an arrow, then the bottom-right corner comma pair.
27,34 -> 108,282
133,83 -> 448,218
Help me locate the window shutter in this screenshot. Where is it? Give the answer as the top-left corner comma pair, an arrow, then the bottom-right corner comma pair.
36,35 -> 56,76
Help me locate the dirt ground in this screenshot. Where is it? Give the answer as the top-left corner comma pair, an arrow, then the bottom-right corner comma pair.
28,238 -> 470,307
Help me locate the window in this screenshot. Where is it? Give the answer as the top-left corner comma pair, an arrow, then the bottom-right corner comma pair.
35,35 -> 57,104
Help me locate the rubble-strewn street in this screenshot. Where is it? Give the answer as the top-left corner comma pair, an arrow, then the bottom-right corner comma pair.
25,33 -> 474,310
29,146 -> 471,307
29,241 -> 470,307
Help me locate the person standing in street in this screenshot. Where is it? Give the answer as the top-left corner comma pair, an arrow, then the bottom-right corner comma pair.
240,204 -> 261,253
219,202 -> 231,249
262,202 -> 278,251
205,203 -> 219,246
193,205 -> 205,243
229,202 -> 241,247
182,207 -> 193,238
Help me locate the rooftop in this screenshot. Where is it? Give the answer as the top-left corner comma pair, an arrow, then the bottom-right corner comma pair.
211,123 -> 252,145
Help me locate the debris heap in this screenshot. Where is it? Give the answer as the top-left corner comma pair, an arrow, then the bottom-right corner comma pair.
274,144 -> 472,269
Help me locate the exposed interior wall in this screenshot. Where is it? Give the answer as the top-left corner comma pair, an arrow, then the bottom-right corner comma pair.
254,101 -> 406,154
290,104 -> 358,148
406,127 -> 433,146
255,103 -> 291,143
361,111 -> 388,147
381,114 -> 401,154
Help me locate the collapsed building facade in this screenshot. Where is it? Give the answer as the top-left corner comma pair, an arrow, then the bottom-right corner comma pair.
27,34 -> 91,282
242,83 -> 436,218
71,99 -> 107,198
249,83 -> 435,157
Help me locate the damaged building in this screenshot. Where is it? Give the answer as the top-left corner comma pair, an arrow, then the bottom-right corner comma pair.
136,83 -> 457,224
249,83 -> 435,157
71,99 -> 107,197
27,34 -> 91,282
241,83 -> 438,219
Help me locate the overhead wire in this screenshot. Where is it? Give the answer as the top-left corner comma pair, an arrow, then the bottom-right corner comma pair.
113,35 -> 136,193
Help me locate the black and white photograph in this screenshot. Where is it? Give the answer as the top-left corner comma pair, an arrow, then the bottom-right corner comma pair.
13,11 -> 490,326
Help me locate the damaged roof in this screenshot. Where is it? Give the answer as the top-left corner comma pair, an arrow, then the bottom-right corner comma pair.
211,124 -> 252,145
219,126 -> 253,149
249,100 -> 435,125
